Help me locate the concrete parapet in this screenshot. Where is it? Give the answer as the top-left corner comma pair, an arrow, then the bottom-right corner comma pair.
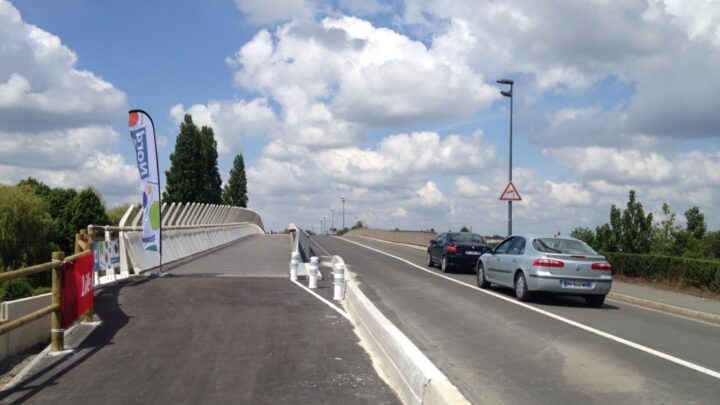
343,270 -> 469,405
0,293 -> 51,360
344,228 -> 436,247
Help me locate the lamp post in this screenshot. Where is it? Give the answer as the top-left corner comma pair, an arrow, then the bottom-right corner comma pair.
331,209 -> 334,230
341,197 -> 345,230
322,217 -> 325,235
497,78 -> 514,236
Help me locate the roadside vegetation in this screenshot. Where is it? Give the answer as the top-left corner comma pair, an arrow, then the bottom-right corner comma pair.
571,190 -> 720,293
0,114 -> 249,301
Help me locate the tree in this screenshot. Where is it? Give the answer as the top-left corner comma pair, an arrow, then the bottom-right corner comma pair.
594,223 -> 614,252
570,227 -> 596,248
651,202 -> 679,255
200,126 -> 223,204
684,206 -> 706,240
0,185 -> 54,269
460,226 -> 470,232
351,220 -> 365,230
164,114 -> 207,203
222,154 -> 248,207
107,204 -> 131,226
58,188 -> 110,251
611,190 -> 654,253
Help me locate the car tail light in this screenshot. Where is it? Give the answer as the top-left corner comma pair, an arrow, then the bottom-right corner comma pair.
533,258 -> 564,268
447,245 -> 458,254
591,261 -> 612,271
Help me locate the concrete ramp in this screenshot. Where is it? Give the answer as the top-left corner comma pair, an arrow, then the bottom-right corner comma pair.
167,234 -> 290,277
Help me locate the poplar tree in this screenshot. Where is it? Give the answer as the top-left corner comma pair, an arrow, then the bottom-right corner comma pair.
200,126 -> 223,204
222,154 -> 248,207
164,114 -> 206,203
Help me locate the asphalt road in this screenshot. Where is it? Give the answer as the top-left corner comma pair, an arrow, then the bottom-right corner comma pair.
1,235 -> 399,405
312,235 -> 720,404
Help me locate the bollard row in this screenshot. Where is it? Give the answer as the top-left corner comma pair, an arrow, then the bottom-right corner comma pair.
289,251 -> 346,300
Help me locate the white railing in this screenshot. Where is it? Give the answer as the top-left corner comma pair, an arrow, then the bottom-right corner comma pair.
92,203 -> 265,276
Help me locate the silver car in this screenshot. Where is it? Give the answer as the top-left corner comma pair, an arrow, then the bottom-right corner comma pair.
476,235 -> 612,307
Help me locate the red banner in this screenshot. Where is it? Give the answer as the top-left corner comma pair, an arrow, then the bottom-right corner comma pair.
62,253 -> 94,329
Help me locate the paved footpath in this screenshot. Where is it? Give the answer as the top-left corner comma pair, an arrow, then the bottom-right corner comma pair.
0,235 -> 399,405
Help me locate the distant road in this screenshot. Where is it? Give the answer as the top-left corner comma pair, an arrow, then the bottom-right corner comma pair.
312,235 -> 720,404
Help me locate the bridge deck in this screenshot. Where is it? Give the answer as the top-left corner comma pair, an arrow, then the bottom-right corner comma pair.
0,235 -> 398,404
167,234 -> 290,277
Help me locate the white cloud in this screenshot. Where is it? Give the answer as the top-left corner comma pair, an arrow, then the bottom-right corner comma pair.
170,99 -> 278,154
314,130 -> 495,188
0,2 -> 126,132
546,181 -> 593,207
229,15 -> 499,133
0,2 -> 131,207
545,147 -> 675,184
234,0 -> 315,24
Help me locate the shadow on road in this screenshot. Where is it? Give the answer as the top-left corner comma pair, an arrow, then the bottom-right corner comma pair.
0,276 -> 150,404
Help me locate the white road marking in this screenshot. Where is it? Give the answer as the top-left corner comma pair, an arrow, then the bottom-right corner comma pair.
330,236 -> 720,381
291,279 -> 352,322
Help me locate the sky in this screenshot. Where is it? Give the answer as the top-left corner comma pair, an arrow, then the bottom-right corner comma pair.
1,0 -> 719,235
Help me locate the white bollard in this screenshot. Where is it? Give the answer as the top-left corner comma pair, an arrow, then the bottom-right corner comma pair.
290,251 -> 299,281
309,256 -> 319,289
333,262 -> 345,300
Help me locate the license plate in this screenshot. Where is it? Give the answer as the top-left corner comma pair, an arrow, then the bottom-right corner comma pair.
465,251 -> 481,255
561,280 -> 594,289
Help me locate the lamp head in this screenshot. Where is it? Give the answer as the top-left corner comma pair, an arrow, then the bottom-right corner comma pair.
501,90 -> 513,97
497,79 -> 514,85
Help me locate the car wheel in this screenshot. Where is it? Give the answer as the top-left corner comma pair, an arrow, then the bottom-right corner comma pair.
585,295 -> 606,307
441,255 -> 449,273
514,272 -> 532,302
476,262 -> 490,288
426,252 -> 434,267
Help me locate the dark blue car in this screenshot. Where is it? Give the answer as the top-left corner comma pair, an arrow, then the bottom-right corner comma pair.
427,232 -> 493,273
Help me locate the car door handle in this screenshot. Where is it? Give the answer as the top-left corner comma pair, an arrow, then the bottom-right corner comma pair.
512,259 -> 518,263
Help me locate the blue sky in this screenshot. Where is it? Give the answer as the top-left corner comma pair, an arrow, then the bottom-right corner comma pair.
2,0 -> 719,234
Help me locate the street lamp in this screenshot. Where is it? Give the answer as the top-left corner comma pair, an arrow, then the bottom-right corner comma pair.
322,217 -> 325,234
497,78 -> 514,236
331,209 -> 334,230
340,197 -> 345,230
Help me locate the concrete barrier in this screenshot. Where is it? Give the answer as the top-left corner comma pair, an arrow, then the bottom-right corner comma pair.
344,229 -> 437,247
0,293 -> 51,360
343,271 -> 469,405
124,223 -> 264,273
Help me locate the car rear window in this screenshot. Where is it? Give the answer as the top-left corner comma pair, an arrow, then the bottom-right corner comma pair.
449,233 -> 486,243
532,238 -> 598,255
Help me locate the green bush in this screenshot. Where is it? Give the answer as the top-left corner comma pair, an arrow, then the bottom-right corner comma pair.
604,251 -> 720,293
0,278 -> 34,301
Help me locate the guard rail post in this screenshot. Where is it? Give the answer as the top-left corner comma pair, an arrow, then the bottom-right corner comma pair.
51,251 -> 64,352
333,262 -> 345,300
290,251 -> 299,281
309,257 -> 319,289
82,227 -> 95,323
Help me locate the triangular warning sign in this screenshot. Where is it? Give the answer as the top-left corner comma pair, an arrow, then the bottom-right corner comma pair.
499,181 -> 522,201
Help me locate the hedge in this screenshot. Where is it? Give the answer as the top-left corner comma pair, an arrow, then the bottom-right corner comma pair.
603,251 -> 720,293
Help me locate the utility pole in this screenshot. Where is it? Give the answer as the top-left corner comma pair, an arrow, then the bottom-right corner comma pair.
341,197 -> 345,230
497,78 -> 514,236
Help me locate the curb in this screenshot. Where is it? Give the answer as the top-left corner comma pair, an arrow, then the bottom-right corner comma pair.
607,292 -> 720,325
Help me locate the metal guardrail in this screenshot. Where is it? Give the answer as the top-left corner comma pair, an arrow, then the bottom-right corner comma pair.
288,223 -> 311,263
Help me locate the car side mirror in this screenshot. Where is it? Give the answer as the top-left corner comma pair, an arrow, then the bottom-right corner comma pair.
429,240 -> 436,245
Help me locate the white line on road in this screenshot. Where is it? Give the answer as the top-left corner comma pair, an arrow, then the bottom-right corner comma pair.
291,279 -> 352,322
331,236 -> 720,381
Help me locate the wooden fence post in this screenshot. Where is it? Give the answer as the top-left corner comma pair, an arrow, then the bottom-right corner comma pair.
51,251 -> 64,352
83,227 -> 95,323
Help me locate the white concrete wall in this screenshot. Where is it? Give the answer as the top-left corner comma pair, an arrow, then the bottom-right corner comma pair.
124,223 -> 264,273
0,293 -> 51,360
343,271 -> 469,405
